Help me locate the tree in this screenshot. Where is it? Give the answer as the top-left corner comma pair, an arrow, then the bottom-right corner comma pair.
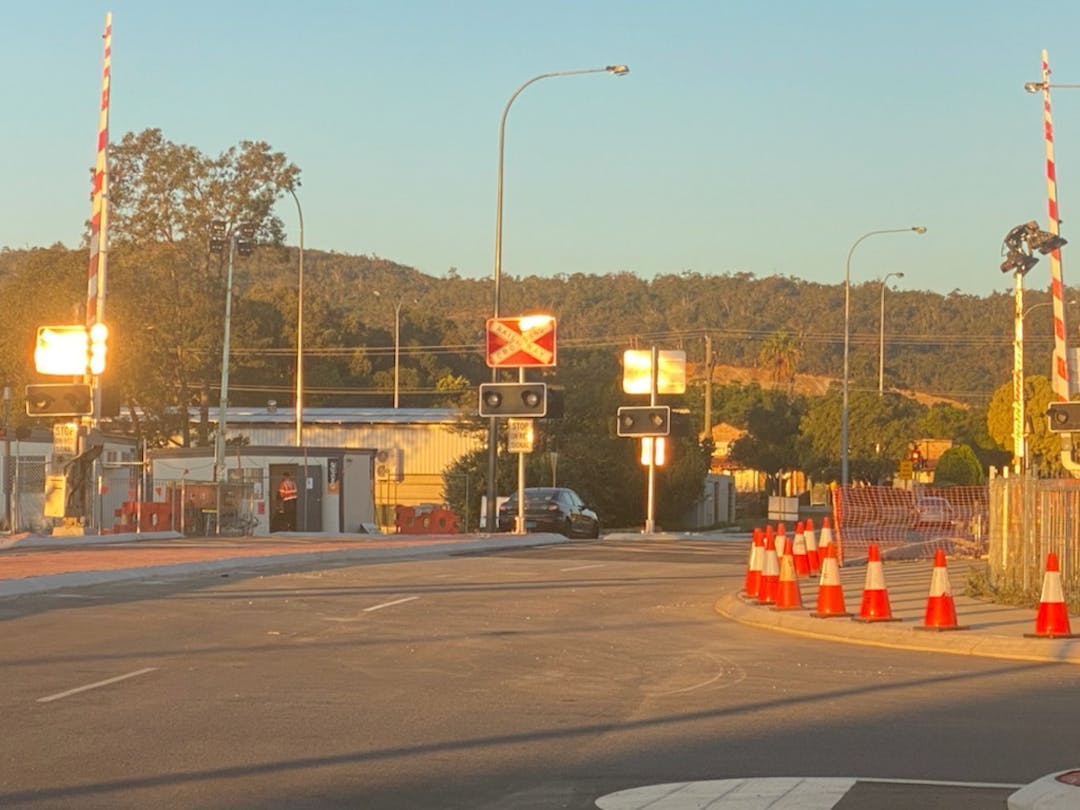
986,375 -> 1063,475
799,388 -> 924,483
933,445 -> 985,486
758,330 -> 802,391
728,392 -> 805,494
105,129 -> 301,445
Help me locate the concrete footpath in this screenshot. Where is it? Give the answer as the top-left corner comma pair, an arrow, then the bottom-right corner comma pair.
2,529 -> 1077,808
0,529 -> 573,597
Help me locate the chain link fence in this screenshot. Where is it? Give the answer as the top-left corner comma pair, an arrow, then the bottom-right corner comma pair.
988,474 -> 1080,596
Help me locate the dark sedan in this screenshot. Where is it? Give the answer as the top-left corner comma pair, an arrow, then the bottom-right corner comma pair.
496,487 -> 601,538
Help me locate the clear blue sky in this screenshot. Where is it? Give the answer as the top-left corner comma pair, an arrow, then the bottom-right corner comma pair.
7,1 -> 1080,298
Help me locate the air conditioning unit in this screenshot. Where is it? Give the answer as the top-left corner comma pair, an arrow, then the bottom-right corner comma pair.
375,448 -> 404,482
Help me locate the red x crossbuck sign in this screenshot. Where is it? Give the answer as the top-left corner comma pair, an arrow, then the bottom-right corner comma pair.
486,315 -> 557,368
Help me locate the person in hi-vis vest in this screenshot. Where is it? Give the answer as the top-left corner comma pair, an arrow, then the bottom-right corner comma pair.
278,471 -> 298,530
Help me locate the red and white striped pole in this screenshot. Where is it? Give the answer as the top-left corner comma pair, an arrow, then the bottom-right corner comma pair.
1039,50 -> 1072,401
86,13 -> 111,331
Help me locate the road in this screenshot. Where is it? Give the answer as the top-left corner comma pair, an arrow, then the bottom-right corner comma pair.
0,535 -> 1074,809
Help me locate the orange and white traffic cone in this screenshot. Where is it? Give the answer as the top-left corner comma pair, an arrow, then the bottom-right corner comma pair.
774,535 -> 804,610
758,526 -> 780,605
1025,552 -> 1079,639
743,528 -> 764,598
810,542 -> 851,618
804,518 -> 821,574
916,549 -> 968,631
792,522 -> 811,577
854,543 -> 899,622
818,516 -> 834,561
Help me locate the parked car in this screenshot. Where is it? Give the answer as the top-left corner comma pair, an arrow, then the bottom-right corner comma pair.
913,496 -> 953,530
497,487 -> 601,538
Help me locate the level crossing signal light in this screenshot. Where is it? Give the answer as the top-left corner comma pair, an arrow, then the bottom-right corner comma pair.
478,382 -> 547,417
617,405 -> 671,437
88,322 -> 108,375
209,220 -> 227,254
1047,401 -> 1080,433
236,222 -> 257,256
25,383 -> 93,417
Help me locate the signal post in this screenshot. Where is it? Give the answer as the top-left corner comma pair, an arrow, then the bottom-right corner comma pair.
480,316 -> 556,534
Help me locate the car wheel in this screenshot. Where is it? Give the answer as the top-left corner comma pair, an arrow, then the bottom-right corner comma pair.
591,522 -> 600,539
563,517 -> 574,538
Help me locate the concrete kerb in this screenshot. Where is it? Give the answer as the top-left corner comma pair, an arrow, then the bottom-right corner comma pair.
715,590 -> 1080,665
0,532 -> 572,598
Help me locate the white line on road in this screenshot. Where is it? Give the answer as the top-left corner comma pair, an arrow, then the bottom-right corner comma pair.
37,667 -> 159,703
363,596 -> 420,612
595,777 -> 1026,809
560,564 -> 605,572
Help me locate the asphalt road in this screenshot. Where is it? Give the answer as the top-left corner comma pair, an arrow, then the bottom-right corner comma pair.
0,536 -> 1073,809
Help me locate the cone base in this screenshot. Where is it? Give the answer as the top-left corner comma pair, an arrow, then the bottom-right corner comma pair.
1024,632 -> 1080,639
810,611 -> 852,619
915,625 -> 971,632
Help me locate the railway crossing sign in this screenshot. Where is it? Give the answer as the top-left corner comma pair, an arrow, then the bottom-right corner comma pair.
486,315 -> 557,368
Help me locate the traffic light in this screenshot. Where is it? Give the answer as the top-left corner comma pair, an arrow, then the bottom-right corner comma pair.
1047,401 -> 1080,433
25,383 -> 93,417
617,405 -> 671,436
478,382 -> 547,417
909,445 -> 923,469
236,222 -> 256,256
88,322 -> 108,375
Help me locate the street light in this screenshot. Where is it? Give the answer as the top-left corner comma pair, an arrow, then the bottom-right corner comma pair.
375,291 -> 416,408
841,226 -> 926,488
878,272 -> 905,396
210,222 -> 254,533
484,63 -> 629,532
287,187 -> 305,447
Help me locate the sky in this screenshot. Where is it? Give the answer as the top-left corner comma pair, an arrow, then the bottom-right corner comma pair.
7,0 -> 1080,299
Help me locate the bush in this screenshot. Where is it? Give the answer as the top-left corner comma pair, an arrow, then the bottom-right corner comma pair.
933,444 -> 985,487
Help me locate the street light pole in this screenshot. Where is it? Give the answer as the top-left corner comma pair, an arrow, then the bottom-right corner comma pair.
842,227 -> 926,488
878,271 -> 905,396
1013,269 -> 1026,473
214,235 -> 237,486
393,299 -> 404,408
288,188 -> 305,447
484,63 -> 629,532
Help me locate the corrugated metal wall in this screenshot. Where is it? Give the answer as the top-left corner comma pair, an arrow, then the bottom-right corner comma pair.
236,424 -> 482,476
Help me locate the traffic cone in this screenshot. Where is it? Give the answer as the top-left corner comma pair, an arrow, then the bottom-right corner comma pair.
792,522 -> 810,577
758,527 -> 780,605
810,542 -> 851,618
818,516 -> 834,560
1025,552 -> 1079,639
773,536 -> 804,610
743,528 -> 764,598
804,518 -> 821,573
916,549 -> 968,631
853,543 -> 900,622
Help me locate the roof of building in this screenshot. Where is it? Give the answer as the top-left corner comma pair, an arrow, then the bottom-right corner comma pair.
188,406 -> 466,426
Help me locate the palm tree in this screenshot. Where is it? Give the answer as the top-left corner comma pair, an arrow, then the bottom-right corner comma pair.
758,330 -> 803,392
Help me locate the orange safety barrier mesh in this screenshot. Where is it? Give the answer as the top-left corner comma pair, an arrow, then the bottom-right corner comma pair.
834,484 -> 988,562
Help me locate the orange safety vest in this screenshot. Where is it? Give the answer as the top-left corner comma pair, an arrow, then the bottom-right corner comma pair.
278,477 -> 298,502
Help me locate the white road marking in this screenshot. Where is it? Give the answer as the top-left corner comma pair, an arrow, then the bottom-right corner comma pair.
362,596 -> 420,612
595,777 -> 1025,809
37,667 -> 159,704
561,564 -> 605,572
